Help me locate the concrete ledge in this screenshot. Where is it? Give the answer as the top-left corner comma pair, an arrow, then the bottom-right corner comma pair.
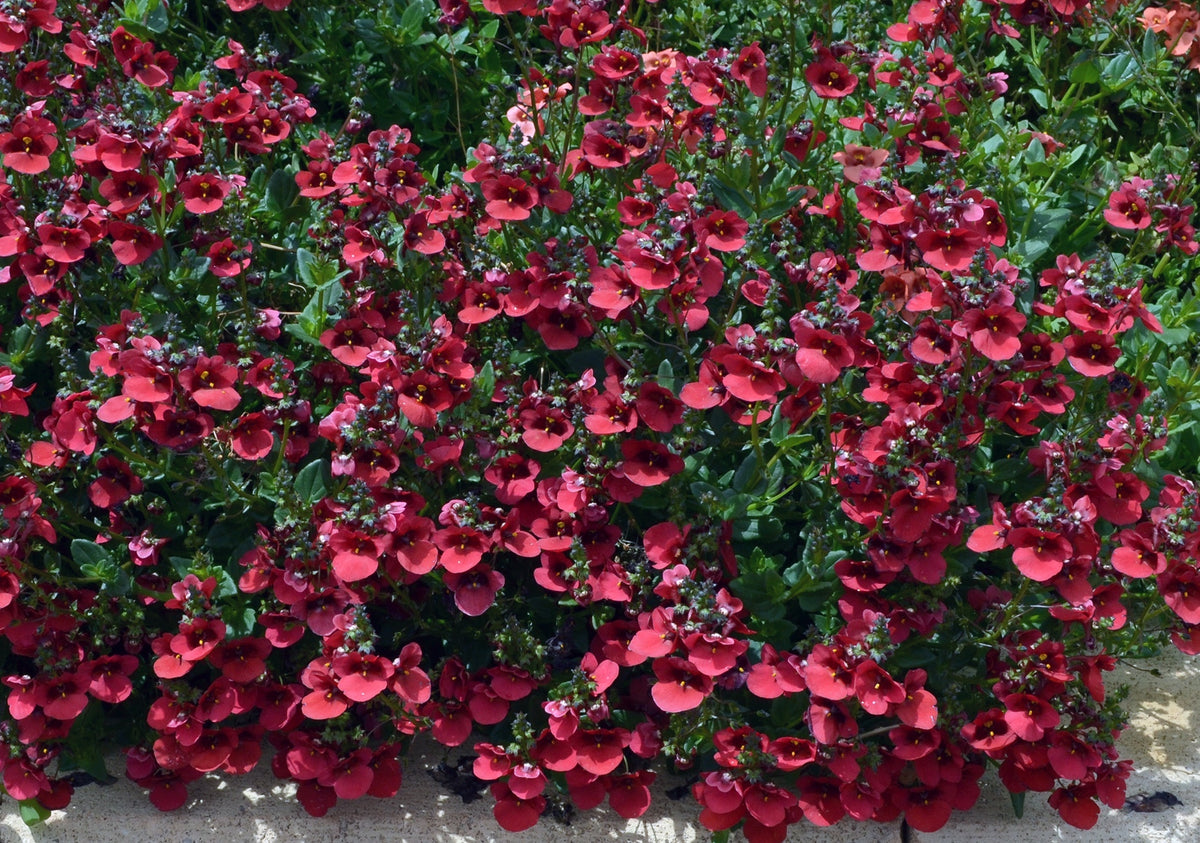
3,652 -> 1196,843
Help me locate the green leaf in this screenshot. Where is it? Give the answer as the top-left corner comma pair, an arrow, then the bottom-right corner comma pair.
72,540 -> 130,595
1142,26 -> 1161,64
1023,137 -> 1045,165
476,360 -> 496,402
264,169 -> 300,215
284,322 -> 322,346
71,539 -> 112,570
1010,790 -> 1026,819
1153,325 -> 1193,348
657,357 -> 674,386
732,451 -> 761,493
1101,54 -> 1137,92
294,459 -> 330,503
1069,60 -> 1099,85
294,273 -> 345,341
144,0 -> 168,32
400,0 -> 433,35
706,174 -> 755,220
226,606 -> 258,637
295,248 -> 324,289
18,799 -> 51,826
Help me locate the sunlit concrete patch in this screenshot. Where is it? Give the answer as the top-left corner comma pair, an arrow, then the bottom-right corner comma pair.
2,651 -> 1196,843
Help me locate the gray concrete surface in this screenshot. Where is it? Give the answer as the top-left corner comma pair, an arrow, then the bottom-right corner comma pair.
1,651 -> 1196,842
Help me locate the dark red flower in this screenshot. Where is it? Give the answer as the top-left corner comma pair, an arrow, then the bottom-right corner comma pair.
651,656 -> 714,712
0,108 -> 58,174
1049,782 -> 1100,829
443,564 -> 505,616
915,227 -> 984,272
731,42 -> 768,97
179,174 -> 231,214
1103,179 -> 1153,230
805,49 -> 857,98
618,439 -> 684,487
490,779 -> 545,832
1062,331 -> 1120,377
1008,527 -> 1072,581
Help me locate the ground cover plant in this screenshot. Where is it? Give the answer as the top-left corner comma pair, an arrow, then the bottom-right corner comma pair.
1,0 -> 1200,839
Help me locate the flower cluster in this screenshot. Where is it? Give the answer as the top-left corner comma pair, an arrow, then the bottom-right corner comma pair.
0,0 -> 1198,840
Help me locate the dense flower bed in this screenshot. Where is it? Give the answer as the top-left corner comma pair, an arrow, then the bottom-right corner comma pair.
1,0 -> 1199,840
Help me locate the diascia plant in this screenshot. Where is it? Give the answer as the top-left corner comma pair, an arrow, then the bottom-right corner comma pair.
1,0 -> 1199,839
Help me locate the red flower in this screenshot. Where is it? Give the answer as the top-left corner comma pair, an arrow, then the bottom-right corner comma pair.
803,643 -> 854,701
119,40 -> 177,88
443,564 -> 505,616
618,439 -> 683,487
915,227 -> 984,272
904,787 -> 953,832
581,121 -> 630,168
108,221 -> 163,266
1049,782 -> 1100,829
79,654 -> 138,703
833,143 -> 889,183
791,320 -> 854,384
1103,179 -> 1153,230
887,486 -> 950,544
696,209 -> 748,251
3,758 -> 50,801
490,779 -> 545,832
402,211 -> 445,255
170,618 -> 225,661
731,42 -> 768,97
518,405 -> 575,451
329,528 -> 384,582
721,354 -> 786,403
93,131 -> 144,172
179,355 -> 240,411
334,651 -> 395,702
852,660 -> 905,715
1110,523 -> 1165,578
482,174 -> 537,221
228,413 -> 275,460
201,88 -> 254,123
1008,527 -> 1072,581
1062,331 -> 1120,377
608,770 -> 654,818
0,108 -> 58,174
37,224 -> 90,263
300,666 -> 351,720
434,525 -> 490,573
38,671 -> 90,720
1159,563 -> 1200,624
99,171 -> 158,214
742,781 -> 797,832
208,638 -> 270,684
805,49 -> 857,98
651,656 -> 714,712
572,727 -> 630,776
961,708 -> 1017,753
960,305 -> 1026,360
206,238 -> 252,278
895,670 -> 939,729
797,777 -> 845,826
179,174 -> 231,214
390,642 -> 432,705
